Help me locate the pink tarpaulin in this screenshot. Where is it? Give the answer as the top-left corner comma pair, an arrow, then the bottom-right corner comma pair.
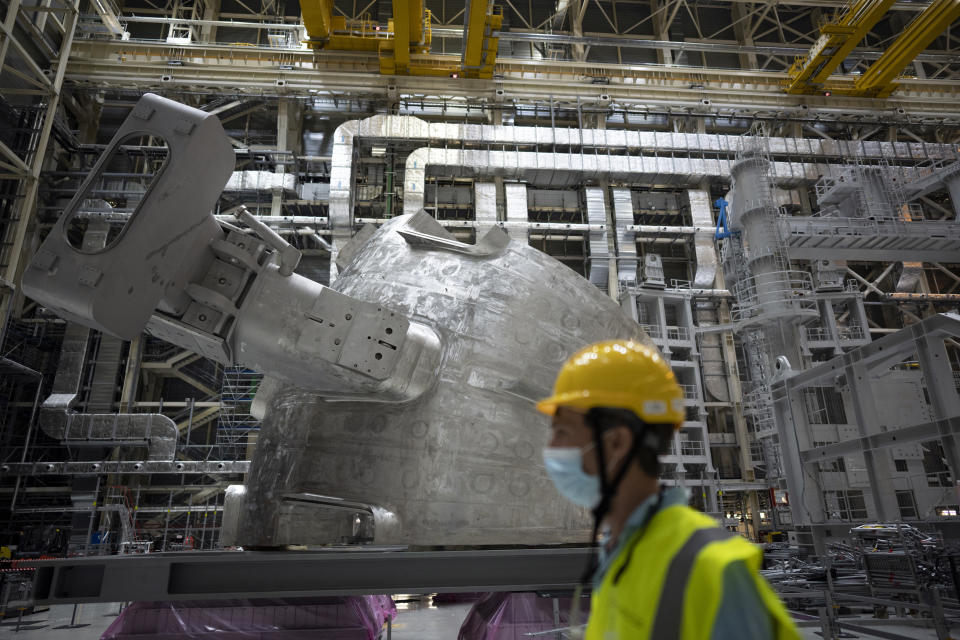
459,592 -> 586,640
100,596 -> 396,640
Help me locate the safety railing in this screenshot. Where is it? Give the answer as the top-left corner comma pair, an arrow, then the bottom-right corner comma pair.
743,387 -> 777,435
679,440 -> 706,457
679,384 -> 698,400
837,325 -> 866,341
731,270 -> 817,323
898,203 -> 925,222
804,326 -> 832,341
814,169 -> 858,203
906,156 -> 958,183
640,324 -> 662,339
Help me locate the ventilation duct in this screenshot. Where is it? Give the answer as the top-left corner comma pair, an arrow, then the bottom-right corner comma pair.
688,189 -> 719,289
40,324 -> 177,461
328,114 -> 952,276
329,115 -> 955,220
474,182 -> 498,230
612,188 -> 637,285
224,171 -> 296,194
401,147 -> 833,216
585,187 -> 609,289
504,183 -> 528,242
896,262 -> 923,293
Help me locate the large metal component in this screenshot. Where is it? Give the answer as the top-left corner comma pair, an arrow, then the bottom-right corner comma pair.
21,94 -> 233,340
20,94 -> 653,547
719,145 -> 818,508
239,212 -> 649,547
21,94 -> 441,405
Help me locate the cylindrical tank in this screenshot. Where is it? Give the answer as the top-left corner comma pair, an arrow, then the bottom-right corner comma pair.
729,153 -> 814,324
237,214 -> 652,547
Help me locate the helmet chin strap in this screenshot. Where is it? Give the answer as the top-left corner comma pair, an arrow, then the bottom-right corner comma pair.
579,409 -> 642,584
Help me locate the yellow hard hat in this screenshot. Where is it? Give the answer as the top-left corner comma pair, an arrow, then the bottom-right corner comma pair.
536,339 -> 685,427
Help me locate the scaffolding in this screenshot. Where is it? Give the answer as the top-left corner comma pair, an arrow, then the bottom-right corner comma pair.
216,367 -> 263,461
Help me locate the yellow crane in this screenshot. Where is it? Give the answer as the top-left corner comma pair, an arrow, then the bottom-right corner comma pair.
785,0 -> 897,95
786,0 -> 960,97
300,0 -> 502,79
849,0 -> 960,97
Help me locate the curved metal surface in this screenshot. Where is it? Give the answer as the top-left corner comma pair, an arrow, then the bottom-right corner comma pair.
238,212 -> 653,547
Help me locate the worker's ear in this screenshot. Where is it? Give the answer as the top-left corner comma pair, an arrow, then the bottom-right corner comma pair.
603,425 -> 635,462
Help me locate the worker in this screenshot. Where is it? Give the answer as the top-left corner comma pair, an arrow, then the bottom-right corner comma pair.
537,340 -> 800,640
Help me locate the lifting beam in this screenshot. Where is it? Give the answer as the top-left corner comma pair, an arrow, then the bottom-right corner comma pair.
461,0 -> 503,79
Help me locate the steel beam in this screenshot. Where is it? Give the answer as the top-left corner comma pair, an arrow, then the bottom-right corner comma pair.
63,40 -> 960,117
774,312 -> 960,391
32,547 -> 593,604
466,29 -> 960,64
800,417 -> 959,462
0,460 -> 250,475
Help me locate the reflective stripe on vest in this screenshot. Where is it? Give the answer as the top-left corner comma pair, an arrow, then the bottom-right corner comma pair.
649,527 -> 736,640
585,504 -> 801,640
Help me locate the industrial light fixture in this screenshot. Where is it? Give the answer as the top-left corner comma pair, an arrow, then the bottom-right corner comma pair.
371,146 -> 386,157
823,90 -> 832,97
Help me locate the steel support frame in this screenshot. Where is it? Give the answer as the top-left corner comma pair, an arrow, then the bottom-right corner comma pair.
32,547 -> 594,604
0,0 -> 79,343
771,312 -> 960,529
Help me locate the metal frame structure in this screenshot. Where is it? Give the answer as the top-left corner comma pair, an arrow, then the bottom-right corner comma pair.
772,312 -> 960,553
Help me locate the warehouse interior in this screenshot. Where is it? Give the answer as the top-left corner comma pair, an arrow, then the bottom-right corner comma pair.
1,0 -> 960,637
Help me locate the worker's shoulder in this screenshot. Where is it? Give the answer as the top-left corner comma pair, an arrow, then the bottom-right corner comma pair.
653,502 -> 721,530
652,505 -> 762,565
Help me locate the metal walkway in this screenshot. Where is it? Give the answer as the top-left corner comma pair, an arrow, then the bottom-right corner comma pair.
781,216 -> 960,262
901,158 -> 960,202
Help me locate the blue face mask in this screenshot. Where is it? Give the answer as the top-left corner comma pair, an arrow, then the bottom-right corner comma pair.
542,443 -> 601,509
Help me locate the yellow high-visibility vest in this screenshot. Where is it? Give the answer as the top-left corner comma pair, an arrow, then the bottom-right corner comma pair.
586,504 -> 800,640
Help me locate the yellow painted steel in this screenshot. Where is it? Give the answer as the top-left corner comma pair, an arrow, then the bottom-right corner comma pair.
301,0 -> 500,78
300,0 -> 334,41
301,0 -> 387,52
389,0 -> 410,74
461,0 -> 503,79
850,0 -> 960,97
784,0 -> 896,94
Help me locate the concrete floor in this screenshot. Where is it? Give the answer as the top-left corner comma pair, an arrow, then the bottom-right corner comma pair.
0,599 -> 954,639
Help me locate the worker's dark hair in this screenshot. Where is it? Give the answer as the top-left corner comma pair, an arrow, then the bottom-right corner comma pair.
585,407 -> 674,477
